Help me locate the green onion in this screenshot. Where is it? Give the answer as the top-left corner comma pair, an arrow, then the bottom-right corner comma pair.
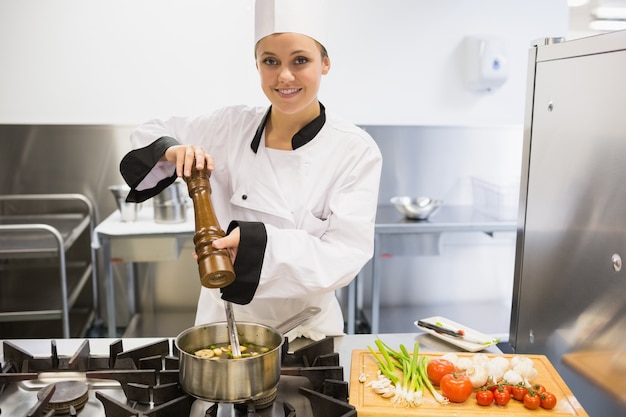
367,344 -> 399,384
418,355 -> 449,404
367,339 -> 424,406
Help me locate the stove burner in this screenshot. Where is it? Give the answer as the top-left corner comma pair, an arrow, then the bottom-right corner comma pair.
36,381 -> 89,415
234,386 -> 278,412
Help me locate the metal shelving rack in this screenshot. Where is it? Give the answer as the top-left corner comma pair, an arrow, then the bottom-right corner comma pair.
0,194 -> 98,338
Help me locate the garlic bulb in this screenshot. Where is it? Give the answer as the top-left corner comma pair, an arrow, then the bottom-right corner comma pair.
466,364 -> 489,388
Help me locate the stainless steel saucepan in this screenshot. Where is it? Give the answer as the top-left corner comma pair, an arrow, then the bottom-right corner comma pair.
175,306 -> 321,402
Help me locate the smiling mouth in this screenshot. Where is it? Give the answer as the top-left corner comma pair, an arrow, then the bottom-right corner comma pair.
276,88 -> 301,95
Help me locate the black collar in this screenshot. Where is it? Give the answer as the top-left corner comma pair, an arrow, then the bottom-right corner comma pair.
250,103 -> 326,153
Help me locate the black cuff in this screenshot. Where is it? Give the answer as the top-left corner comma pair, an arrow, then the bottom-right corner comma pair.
220,221 -> 267,305
120,136 -> 180,203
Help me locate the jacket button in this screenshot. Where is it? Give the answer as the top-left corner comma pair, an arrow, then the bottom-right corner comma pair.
242,194 -> 248,200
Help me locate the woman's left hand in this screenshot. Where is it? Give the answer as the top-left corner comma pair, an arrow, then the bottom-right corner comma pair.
212,227 -> 240,262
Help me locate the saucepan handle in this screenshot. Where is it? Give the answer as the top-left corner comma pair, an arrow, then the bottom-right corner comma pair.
274,306 -> 321,335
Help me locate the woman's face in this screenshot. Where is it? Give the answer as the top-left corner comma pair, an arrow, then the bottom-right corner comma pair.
255,33 -> 330,117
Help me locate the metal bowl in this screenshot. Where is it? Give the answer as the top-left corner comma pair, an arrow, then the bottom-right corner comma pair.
390,196 -> 442,220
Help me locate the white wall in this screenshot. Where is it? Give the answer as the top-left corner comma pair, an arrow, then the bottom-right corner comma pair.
0,0 -> 568,125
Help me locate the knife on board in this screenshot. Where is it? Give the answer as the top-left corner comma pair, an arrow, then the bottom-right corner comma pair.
416,320 -> 499,346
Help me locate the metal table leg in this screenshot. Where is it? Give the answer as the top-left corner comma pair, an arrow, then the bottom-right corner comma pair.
103,238 -> 117,338
371,232 -> 381,334
126,263 -> 136,317
346,278 -> 357,335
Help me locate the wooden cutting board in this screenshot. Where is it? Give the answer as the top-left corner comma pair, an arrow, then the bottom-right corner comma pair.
349,350 -> 589,417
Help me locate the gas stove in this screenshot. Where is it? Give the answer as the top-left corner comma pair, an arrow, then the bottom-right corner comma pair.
0,337 -> 356,417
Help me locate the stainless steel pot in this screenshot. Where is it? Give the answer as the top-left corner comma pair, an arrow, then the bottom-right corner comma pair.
154,180 -> 187,223
175,306 -> 320,402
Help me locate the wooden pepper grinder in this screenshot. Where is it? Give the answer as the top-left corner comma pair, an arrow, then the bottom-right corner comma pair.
184,163 -> 235,288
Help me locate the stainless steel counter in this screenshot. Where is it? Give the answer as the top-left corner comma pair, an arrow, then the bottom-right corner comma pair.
93,206 -> 196,337
374,204 -> 517,234
361,205 -> 517,333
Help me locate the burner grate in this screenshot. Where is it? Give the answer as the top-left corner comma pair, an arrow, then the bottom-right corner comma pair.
1,337 -> 356,417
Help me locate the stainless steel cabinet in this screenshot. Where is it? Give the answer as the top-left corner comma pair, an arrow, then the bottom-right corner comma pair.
510,32 -> 626,415
0,194 -> 98,338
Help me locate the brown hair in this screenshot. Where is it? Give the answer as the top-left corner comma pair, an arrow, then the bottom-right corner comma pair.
254,36 -> 329,59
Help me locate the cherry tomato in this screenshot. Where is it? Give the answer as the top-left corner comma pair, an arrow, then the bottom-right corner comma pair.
494,386 -> 511,406
531,383 -> 546,394
476,389 -> 494,406
511,384 -> 529,401
540,391 -> 558,409
523,391 -> 541,410
440,373 -> 473,403
426,359 -> 455,386
483,377 -> 500,392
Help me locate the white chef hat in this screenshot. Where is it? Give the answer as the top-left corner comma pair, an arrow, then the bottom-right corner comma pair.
254,0 -> 330,51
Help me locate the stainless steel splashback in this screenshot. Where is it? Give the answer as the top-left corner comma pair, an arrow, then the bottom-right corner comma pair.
0,124 -> 133,221
0,124 -> 525,219
360,125 -> 523,206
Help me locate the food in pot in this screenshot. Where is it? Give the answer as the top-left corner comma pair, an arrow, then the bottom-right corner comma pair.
193,342 -> 270,359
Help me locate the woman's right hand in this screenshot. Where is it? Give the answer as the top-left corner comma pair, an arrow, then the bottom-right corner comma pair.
163,144 -> 214,178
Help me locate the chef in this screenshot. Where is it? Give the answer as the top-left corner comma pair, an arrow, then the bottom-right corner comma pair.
119,0 -> 382,340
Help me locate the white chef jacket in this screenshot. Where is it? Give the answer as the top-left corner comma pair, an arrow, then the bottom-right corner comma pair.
124,104 -> 382,340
